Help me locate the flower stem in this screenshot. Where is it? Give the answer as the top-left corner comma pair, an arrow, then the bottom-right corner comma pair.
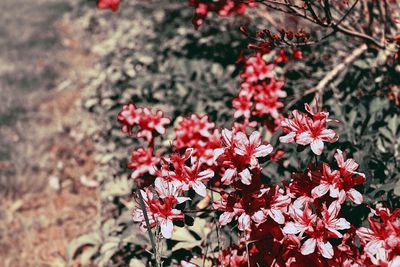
137,190 -> 158,267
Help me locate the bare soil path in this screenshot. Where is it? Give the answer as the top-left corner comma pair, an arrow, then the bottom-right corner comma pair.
0,1 -> 101,266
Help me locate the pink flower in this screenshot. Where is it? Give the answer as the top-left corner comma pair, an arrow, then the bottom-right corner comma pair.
333,150 -> 365,204
240,54 -> 274,83
232,91 -> 252,119
214,193 -> 252,231
234,131 -> 273,168
128,147 -> 160,179
214,129 -> 272,185
118,104 -> 170,142
310,163 -> 341,200
174,114 -> 220,164
132,189 -> 185,239
283,201 -> 350,259
158,149 -> 214,197
357,208 -> 400,265
117,103 -> 139,134
137,108 -> 170,142
280,104 -> 338,155
97,0 -> 120,12
252,186 -> 291,224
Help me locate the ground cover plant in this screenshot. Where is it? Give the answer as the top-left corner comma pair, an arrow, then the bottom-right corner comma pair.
69,0 -> 400,266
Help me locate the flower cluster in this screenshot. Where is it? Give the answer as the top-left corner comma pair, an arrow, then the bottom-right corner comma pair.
96,0 -> 120,12
117,101 -> 399,266
233,53 -> 287,132
188,0 -> 254,29
117,103 -> 170,142
280,104 -> 339,155
357,207 -> 400,266
173,114 -> 221,165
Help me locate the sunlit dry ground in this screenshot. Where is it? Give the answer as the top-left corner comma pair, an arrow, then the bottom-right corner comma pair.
0,1 -> 100,266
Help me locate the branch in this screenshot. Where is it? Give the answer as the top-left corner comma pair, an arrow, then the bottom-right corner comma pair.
304,43 -> 368,102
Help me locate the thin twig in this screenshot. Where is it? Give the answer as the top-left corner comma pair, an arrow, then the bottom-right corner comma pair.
304,43 -> 368,105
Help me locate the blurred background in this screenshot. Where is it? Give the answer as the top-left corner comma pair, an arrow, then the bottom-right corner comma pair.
0,1 -> 245,265
1,1 -> 399,266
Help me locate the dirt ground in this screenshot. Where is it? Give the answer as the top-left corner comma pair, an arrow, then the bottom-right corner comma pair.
0,1 -> 101,266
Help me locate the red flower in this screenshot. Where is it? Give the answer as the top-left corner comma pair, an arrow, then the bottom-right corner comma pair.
132,187 -> 187,239
240,54 -> 274,83
158,149 -> 214,197
174,114 -> 220,164
128,147 -> 160,179
97,0 -> 120,12
117,103 -> 139,134
214,129 -> 272,185
252,186 -> 291,224
284,201 -> 350,259
117,104 -> 170,142
280,104 -> 338,155
357,207 -> 400,265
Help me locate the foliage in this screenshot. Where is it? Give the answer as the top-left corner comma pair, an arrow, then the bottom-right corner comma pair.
68,0 -> 400,266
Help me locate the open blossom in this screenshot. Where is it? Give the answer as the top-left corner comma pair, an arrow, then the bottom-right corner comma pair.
241,54 -> 274,83
357,208 -> 400,266
310,150 -> 365,204
283,201 -> 350,259
189,0 -> 250,28
215,193 -> 251,231
232,91 -> 252,119
128,147 -> 160,179
252,186 -> 291,225
157,149 -> 214,197
174,114 -> 221,164
117,104 -> 170,142
280,104 -> 338,155
132,186 -> 188,238
97,0 -> 120,12
214,129 -> 273,185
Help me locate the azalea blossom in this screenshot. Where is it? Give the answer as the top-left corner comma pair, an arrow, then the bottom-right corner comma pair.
157,149 -> 214,197
97,0 -> 120,12
252,186 -> 291,225
357,207 -> 400,265
280,104 -> 338,155
132,189 -> 187,238
117,104 -> 170,142
284,201 -> 350,259
214,129 -> 272,185
174,114 -> 221,164
128,147 -> 160,179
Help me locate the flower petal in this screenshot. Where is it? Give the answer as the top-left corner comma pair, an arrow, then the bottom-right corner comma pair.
319,129 -> 337,142
301,238 -> 316,255
296,132 -> 313,146
347,189 -> 363,204
311,184 -> 330,199
283,222 -> 303,234
219,212 -> 235,225
249,131 -> 261,146
221,168 -> 236,184
279,132 -> 296,143
238,213 -> 251,231
310,138 -> 324,155
252,210 -> 267,224
239,168 -> 252,185
192,181 -> 207,197
317,240 -> 334,259
160,218 -> 173,239
254,144 -> 273,158
268,209 -> 285,224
